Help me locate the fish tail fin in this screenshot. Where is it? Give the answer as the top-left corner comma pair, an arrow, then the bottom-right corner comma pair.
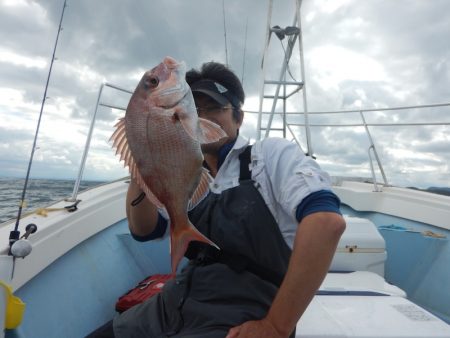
170,220 -> 219,274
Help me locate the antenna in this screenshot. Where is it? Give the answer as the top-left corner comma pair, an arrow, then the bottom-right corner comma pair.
222,0 -> 229,66
241,18 -> 248,86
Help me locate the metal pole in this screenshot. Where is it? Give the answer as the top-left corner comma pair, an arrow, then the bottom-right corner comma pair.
263,31 -> 298,138
68,83 -> 105,201
297,0 -> 313,156
68,82 -> 133,201
360,111 -> 388,186
368,147 -> 381,192
257,0 -> 273,140
283,74 -> 287,138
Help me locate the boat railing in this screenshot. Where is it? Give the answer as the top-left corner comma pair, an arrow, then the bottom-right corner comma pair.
68,82 -> 131,201
70,82 -> 450,200
248,101 -> 450,191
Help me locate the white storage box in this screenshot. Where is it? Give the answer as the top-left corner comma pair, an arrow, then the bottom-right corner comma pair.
330,216 -> 386,276
297,293 -> 450,337
297,271 -> 450,337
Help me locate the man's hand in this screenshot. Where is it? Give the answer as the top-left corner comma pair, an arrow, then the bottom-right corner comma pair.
225,318 -> 289,338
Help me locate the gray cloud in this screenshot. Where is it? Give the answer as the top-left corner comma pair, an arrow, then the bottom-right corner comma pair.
1,0 -> 449,188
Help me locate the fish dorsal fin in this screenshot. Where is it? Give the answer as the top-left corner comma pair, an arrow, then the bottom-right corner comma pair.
188,167 -> 212,209
197,118 -> 227,144
110,118 -> 164,209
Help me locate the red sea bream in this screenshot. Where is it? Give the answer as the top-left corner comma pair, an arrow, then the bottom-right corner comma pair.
110,56 -> 226,274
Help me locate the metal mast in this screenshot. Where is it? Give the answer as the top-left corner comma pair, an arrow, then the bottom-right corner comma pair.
256,0 -> 313,156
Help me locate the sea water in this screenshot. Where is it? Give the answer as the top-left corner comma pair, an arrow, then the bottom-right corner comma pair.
0,177 -> 105,224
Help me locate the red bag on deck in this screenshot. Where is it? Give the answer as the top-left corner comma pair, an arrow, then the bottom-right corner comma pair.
115,274 -> 174,313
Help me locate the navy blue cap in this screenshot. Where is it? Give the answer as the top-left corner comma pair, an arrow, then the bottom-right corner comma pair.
190,79 -> 241,108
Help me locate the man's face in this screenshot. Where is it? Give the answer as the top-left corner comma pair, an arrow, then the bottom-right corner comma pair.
195,96 -> 243,154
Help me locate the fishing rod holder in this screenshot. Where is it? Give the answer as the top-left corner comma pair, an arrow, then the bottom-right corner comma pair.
8,224 -> 38,258
21,224 -> 38,240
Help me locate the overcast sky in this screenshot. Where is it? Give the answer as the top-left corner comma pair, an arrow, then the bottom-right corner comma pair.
1,0 -> 449,189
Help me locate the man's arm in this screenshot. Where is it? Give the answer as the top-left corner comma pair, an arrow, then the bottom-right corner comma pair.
226,211 -> 346,338
126,179 -> 160,237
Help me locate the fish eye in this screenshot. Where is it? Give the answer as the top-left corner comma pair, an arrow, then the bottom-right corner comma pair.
144,76 -> 159,89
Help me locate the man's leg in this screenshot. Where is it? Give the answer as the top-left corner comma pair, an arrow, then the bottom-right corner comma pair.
85,320 -> 115,338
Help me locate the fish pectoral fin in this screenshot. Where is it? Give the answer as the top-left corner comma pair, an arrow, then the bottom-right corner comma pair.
110,118 -> 133,167
110,117 -> 164,209
188,168 -> 212,209
197,118 -> 228,144
171,108 -> 199,141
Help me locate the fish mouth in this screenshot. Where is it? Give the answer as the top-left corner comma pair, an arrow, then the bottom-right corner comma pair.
156,57 -> 189,109
159,90 -> 189,110
163,56 -> 181,69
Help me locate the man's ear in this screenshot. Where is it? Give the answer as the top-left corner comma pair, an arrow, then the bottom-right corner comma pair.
237,109 -> 244,127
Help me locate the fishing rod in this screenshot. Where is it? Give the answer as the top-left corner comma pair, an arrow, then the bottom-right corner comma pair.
9,0 -> 68,254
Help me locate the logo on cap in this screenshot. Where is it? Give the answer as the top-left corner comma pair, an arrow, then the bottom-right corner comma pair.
214,82 -> 228,93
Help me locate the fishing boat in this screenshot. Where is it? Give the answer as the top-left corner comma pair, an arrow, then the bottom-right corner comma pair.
1,0 -> 449,337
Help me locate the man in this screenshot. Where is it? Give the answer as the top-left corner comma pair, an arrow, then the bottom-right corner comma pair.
92,61 -> 345,338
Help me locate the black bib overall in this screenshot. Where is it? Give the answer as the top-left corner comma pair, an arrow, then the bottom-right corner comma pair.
114,147 -> 293,338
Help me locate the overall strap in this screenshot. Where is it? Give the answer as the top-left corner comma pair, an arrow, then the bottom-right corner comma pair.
238,145 -> 253,182
189,144 -> 285,287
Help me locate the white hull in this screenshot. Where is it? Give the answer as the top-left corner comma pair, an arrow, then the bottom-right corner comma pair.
0,179 -> 449,337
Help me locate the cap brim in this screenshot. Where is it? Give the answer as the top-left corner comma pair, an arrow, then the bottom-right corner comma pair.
191,88 -> 230,106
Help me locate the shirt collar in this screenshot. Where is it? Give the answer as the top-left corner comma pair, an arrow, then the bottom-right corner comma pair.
218,135 -> 249,168
203,135 -> 249,171
217,140 -> 236,169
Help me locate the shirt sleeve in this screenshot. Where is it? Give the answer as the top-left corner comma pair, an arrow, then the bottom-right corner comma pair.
260,137 -> 334,220
130,212 -> 168,242
295,189 -> 342,222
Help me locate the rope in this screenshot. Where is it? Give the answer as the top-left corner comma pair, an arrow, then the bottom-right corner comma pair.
35,208 -> 66,217
422,230 -> 446,239
35,200 -> 81,217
